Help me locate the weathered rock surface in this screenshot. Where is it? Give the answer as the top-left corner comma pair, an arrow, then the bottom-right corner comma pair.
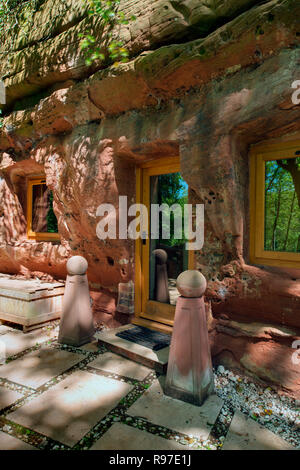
210,317 -> 300,398
0,0 -> 299,395
1,0 -> 271,107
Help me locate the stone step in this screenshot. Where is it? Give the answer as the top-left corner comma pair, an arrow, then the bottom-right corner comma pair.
95,325 -> 169,375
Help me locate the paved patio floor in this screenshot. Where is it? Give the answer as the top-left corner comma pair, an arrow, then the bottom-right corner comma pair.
0,323 -> 296,451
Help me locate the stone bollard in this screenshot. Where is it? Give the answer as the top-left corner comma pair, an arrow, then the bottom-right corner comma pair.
58,256 -> 94,347
152,249 -> 170,304
164,270 -> 214,406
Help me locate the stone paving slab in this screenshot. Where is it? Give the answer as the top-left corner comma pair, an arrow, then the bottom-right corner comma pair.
7,370 -> 133,447
0,328 -> 57,357
91,422 -> 191,450
0,430 -> 37,450
88,352 -> 151,381
128,378 -> 223,440
0,385 -> 23,410
222,411 -> 295,450
0,347 -> 85,389
95,325 -> 169,374
78,340 -> 99,353
0,325 -> 14,335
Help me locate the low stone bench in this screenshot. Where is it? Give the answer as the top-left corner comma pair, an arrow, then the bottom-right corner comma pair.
0,275 -> 64,332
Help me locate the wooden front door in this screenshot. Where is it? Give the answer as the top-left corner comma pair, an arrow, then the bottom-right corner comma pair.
134,157 -> 193,333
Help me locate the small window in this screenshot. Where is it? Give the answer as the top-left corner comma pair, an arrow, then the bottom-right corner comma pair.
27,177 -> 60,241
250,140 -> 300,268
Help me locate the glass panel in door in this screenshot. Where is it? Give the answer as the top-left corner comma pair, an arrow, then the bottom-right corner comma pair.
149,172 -> 189,307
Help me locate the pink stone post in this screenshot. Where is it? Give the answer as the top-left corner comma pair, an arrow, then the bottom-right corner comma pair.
164,270 -> 214,406
58,256 -> 94,346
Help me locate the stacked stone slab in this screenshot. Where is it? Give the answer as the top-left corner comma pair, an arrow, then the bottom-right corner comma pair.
0,275 -> 64,332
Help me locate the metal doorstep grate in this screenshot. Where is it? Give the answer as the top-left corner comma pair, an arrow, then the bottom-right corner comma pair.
116,326 -> 171,351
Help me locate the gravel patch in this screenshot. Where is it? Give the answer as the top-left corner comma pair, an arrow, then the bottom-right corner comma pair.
214,365 -> 300,449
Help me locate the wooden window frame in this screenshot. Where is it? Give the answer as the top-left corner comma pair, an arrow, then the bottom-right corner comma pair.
27,177 -> 60,242
250,139 -> 300,269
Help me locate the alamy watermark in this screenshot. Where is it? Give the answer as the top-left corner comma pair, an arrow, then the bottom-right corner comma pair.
96,196 -> 204,250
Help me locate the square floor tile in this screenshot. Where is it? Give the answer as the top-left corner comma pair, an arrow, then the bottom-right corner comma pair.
91,422 -> 192,450
0,325 -> 14,335
0,431 -> 37,450
78,341 -> 99,353
0,347 -> 85,388
127,378 -> 223,440
0,329 -> 57,357
88,352 -> 151,381
222,411 -> 295,450
0,386 -> 23,410
7,370 -> 132,447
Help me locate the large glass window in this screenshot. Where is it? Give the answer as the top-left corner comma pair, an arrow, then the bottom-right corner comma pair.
250,140 -> 300,268
265,158 -> 300,252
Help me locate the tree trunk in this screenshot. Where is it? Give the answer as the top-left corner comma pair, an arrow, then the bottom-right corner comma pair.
277,158 -> 300,209
283,191 -> 296,251
271,174 -> 282,250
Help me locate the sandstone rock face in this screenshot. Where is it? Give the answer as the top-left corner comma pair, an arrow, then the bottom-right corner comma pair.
0,0 -> 299,396
211,318 -> 300,398
0,0 -> 269,107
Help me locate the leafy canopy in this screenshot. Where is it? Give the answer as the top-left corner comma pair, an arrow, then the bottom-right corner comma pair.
79,0 -> 136,66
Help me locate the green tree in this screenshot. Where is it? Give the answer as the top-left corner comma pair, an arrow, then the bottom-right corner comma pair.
265,158 -> 300,252
154,173 -> 188,247
46,191 -> 58,233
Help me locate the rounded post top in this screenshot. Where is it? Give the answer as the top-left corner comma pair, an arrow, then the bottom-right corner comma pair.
176,270 -> 207,298
152,249 -> 168,265
67,256 -> 88,275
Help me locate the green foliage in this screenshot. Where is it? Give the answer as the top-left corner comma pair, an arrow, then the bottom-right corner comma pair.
0,0 -> 40,43
79,0 -> 136,66
141,383 -> 150,389
0,0 -> 136,69
0,0 -> 16,35
154,173 -> 188,247
265,158 -> 300,252
46,190 -> 58,233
